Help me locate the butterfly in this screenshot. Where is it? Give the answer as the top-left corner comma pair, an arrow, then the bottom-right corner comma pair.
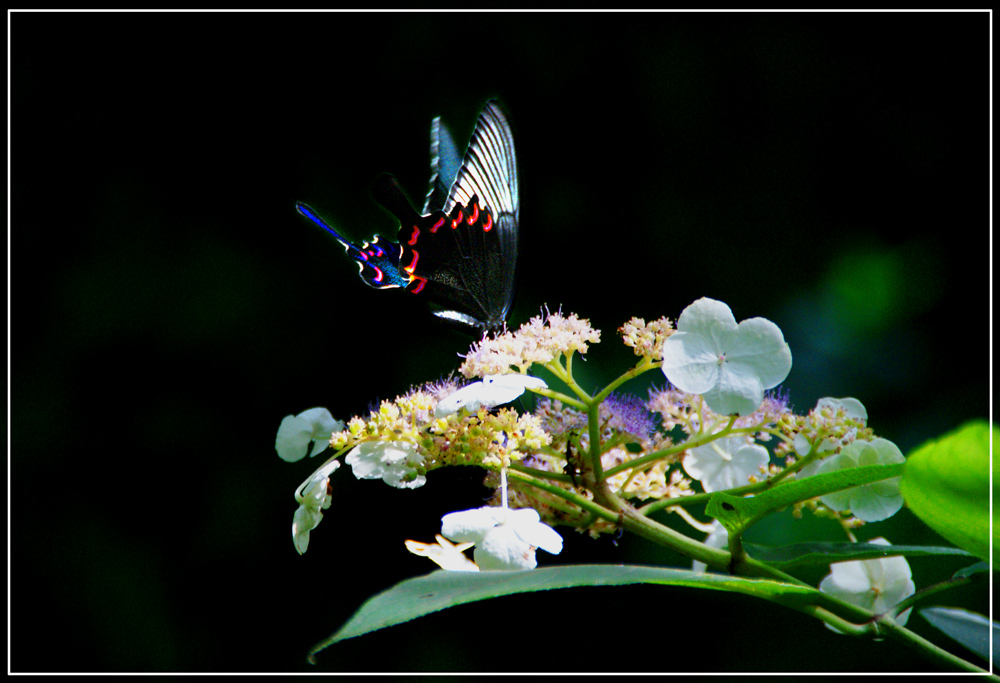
296,101 -> 519,335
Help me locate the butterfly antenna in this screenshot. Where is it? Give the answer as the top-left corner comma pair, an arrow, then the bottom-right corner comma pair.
295,202 -> 351,244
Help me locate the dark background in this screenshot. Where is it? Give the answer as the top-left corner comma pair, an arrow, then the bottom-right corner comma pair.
11,11 -> 990,673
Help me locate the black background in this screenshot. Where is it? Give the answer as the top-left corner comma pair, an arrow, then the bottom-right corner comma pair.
11,11 -> 990,673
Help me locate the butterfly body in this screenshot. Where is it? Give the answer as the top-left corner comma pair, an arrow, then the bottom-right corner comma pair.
297,101 -> 518,335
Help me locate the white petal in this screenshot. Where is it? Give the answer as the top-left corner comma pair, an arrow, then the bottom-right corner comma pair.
276,408 -> 343,462
508,508 -> 563,554
276,415 -> 314,462
441,507 -> 502,543
701,363 -> 764,416
405,536 -> 479,572
677,297 -> 739,339
292,503 -> 321,555
482,374 -> 547,405
345,442 -> 383,479
436,375 -> 547,417
435,381 -> 487,416
683,445 -> 726,487
660,331 -> 723,394
817,451 -> 857,512
816,397 -> 868,422
346,441 -> 425,489
476,524 -> 537,571
727,317 -> 792,390
850,479 -> 903,522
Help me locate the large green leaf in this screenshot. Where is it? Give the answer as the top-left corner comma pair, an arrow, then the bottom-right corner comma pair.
743,542 -> 972,570
707,462 -> 904,534
899,421 -> 995,564
307,564 -> 817,660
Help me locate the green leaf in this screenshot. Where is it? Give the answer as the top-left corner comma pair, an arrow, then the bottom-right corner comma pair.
899,421 -> 995,564
308,564 -> 817,660
742,542 -> 972,571
952,561 -> 990,580
919,607 -> 997,662
706,462 -> 904,535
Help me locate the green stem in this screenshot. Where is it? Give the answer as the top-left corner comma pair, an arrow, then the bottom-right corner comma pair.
807,587 -> 997,676
530,386 -> 588,411
888,572 -> 981,619
877,616 -> 997,676
544,354 -> 593,404
586,399 -> 605,482
591,356 -> 660,405
509,461 -> 574,484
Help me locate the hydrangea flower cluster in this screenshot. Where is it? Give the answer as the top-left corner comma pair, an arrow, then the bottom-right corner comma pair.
459,309 -> 601,377
276,299 -> 909,575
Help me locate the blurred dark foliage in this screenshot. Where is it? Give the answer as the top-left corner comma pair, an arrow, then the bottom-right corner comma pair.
10,11 -> 989,673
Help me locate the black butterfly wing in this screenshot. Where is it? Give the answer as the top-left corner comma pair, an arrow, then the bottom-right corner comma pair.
433,102 -> 519,332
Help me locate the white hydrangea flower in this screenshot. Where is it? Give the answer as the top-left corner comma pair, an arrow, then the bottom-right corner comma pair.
661,298 -> 792,416
816,397 -> 868,422
819,537 -> 915,631
441,506 -> 563,571
683,436 -> 770,493
692,520 -> 729,574
346,440 -> 426,489
291,458 -> 341,555
819,438 -> 905,522
404,534 -> 480,572
276,407 -> 344,462
435,374 -> 548,417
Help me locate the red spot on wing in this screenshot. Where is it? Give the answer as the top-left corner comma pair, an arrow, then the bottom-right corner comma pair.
482,211 -> 493,232
409,276 -> 427,294
468,202 -> 479,224
371,266 -> 384,283
451,209 -> 463,229
408,225 -> 420,245
431,217 -> 445,233
404,249 -> 420,273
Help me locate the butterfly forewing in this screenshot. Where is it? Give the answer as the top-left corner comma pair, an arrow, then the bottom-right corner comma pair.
422,116 -> 462,215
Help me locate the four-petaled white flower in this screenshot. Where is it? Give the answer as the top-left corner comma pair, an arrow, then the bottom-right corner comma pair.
441,506 -> 563,571
818,438 -> 905,522
404,534 -> 480,572
661,298 -> 792,416
435,374 -> 548,417
276,407 -> 344,462
819,537 -> 915,631
683,436 -> 769,493
346,440 -> 426,489
291,459 -> 341,555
